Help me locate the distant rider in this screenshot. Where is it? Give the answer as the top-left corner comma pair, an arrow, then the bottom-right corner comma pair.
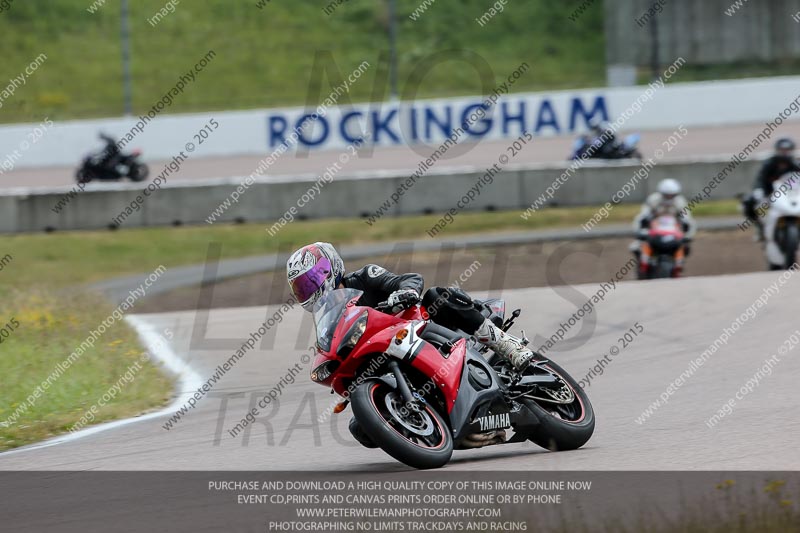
743,138 -> 800,241
630,178 -> 697,261
98,132 -> 121,168
588,119 -> 618,158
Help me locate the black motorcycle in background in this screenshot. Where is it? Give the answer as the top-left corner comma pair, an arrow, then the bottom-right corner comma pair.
75,134 -> 149,184
570,132 -> 642,160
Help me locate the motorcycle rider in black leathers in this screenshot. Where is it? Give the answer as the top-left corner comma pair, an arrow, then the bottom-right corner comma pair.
287,243 -> 533,370
98,132 -> 121,168
287,242 -> 533,448
744,138 -> 800,241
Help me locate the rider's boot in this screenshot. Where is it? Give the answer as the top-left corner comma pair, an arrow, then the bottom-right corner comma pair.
474,319 -> 533,371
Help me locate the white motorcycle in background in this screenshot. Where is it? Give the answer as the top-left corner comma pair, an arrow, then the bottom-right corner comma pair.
764,172 -> 800,270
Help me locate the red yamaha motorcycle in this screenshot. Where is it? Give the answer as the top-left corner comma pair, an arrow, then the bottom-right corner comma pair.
310,288 -> 595,469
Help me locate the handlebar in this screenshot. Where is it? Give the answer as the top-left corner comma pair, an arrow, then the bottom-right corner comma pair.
375,300 -> 419,313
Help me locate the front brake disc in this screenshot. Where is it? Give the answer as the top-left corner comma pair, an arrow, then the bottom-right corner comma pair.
384,392 -> 434,436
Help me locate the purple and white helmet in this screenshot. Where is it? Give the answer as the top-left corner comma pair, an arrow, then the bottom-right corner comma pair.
286,242 -> 345,311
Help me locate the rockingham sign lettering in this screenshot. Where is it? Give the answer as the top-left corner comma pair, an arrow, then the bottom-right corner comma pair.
4,76 -> 800,168
266,93 -> 609,151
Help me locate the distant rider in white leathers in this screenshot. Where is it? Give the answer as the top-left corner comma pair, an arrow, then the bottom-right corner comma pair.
630,178 -> 697,260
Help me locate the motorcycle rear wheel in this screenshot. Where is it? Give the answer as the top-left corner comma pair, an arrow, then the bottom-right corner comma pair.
130,163 -> 149,182
519,359 -> 595,451
351,379 -> 453,469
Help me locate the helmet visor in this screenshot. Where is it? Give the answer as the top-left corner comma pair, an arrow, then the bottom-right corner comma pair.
289,257 -> 332,307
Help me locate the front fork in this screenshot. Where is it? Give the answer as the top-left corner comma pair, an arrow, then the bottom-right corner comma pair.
388,360 -> 423,413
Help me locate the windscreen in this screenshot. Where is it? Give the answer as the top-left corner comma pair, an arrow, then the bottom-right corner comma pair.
312,288 -> 363,352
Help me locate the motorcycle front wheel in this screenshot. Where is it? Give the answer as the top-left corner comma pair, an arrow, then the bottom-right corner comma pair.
350,378 -> 453,469
655,258 -> 675,279
75,167 -> 92,184
783,224 -> 799,269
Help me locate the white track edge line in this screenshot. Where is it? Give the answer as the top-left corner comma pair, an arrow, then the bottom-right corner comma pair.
0,314 -> 204,457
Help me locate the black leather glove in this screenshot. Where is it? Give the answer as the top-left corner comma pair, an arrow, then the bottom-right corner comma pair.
683,238 -> 692,257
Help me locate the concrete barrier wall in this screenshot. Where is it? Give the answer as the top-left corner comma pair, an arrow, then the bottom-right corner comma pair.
606,0 -> 800,67
0,157 -> 760,234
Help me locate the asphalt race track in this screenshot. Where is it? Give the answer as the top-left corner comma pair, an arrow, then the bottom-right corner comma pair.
5,121 -> 800,189
2,270 -> 799,471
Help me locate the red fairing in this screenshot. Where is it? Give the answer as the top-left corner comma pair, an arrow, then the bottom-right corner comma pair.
319,306 -> 404,395
312,296 -> 465,413
648,215 -> 684,239
405,336 -> 465,413
398,306 -> 426,321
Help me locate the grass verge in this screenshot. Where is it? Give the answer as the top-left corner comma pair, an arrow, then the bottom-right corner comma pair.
0,290 -> 172,451
0,1 -> 603,123
2,1 -> 796,125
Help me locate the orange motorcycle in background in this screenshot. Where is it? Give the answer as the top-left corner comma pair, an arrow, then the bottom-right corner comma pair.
637,215 -> 688,279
